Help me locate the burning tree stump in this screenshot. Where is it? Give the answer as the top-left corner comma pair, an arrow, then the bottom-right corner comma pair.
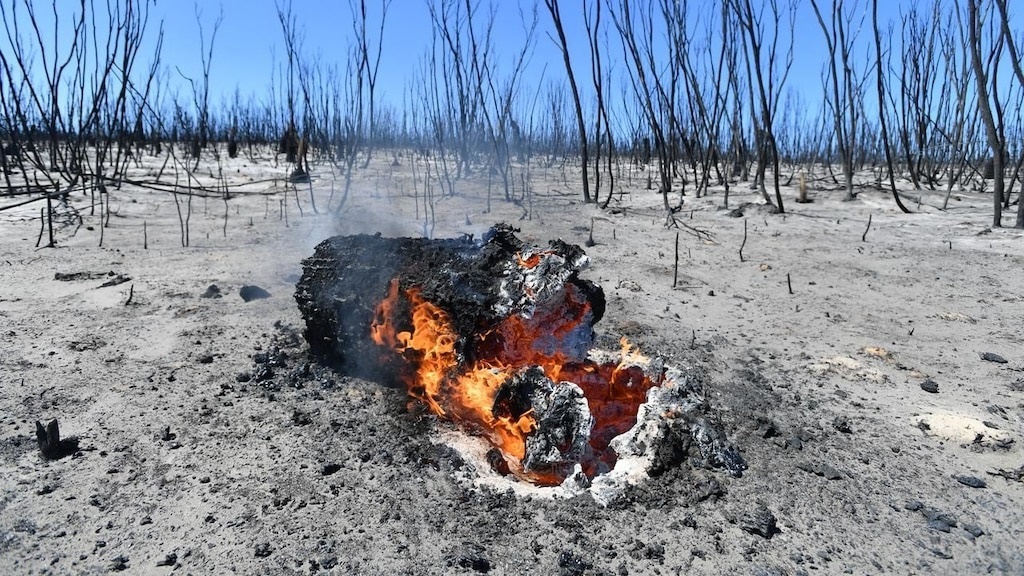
295,224 -> 744,490
295,224 -> 603,379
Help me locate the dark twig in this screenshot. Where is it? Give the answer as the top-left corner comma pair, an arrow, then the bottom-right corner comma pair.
787,272 -> 794,295
862,214 -> 872,242
673,231 -> 679,288
36,207 -> 44,248
739,219 -> 748,262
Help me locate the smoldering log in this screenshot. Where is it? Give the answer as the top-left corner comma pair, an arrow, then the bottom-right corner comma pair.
295,224 -> 747,488
294,224 -> 605,381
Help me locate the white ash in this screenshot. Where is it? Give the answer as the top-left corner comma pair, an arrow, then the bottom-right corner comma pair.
493,248 -> 590,320
436,351 -> 744,506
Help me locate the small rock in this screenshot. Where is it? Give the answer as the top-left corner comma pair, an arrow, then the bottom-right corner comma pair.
920,379 -> 939,393
109,555 -> 129,571
740,504 -> 778,539
963,524 -> 984,539
904,500 -> 924,512
239,285 -> 271,302
197,354 -> 214,364
954,475 -> 986,489
254,543 -> 273,558
922,508 -> 957,532
796,461 -> 843,480
832,416 -> 853,434
929,545 -> 953,560
643,542 -> 665,560
253,365 -> 274,382
445,543 -> 491,573
199,284 -> 222,299
980,352 -> 1008,364
155,552 -> 177,567
558,550 -> 591,576
236,372 -> 252,383
321,463 -> 341,476
755,418 -> 780,439
291,410 -> 311,426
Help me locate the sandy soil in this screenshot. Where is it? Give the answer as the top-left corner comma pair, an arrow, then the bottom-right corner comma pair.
1,150 -> 1023,575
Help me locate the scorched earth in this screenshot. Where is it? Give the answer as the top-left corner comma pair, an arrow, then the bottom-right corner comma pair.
1,153 -> 1023,574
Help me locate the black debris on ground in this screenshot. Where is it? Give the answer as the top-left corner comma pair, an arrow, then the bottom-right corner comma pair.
108,555 -> 129,571
988,465 -> 1024,483
99,274 -> 131,288
558,550 -> 591,576
979,352 -> 1008,364
922,507 -> 958,532
239,285 -> 271,302
200,284 -> 222,298
954,475 -> 986,489
739,504 -> 778,539
832,416 -> 853,434
254,542 -> 273,558
444,543 -> 491,573
54,271 -> 113,281
34,419 -> 79,460
796,461 -> 843,480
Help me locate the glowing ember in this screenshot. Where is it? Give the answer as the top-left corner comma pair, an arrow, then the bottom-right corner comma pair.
370,256 -> 662,486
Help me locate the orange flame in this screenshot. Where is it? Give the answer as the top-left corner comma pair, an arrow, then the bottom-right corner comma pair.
370,276 -> 661,485
515,251 -> 548,269
371,279 -> 536,465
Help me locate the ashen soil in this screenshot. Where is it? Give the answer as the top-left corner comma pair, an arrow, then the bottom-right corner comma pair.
1,151 -> 1023,575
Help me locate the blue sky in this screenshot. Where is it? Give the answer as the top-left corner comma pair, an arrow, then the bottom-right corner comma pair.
153,0 -> 548,108
145,0 -> 1015,113
5,1 -> 1023,125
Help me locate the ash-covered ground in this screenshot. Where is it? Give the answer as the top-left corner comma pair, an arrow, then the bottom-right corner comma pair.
1,153 -> 1022,574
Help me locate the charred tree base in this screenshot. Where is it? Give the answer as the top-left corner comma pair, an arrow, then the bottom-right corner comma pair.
294,224 -> 604,382
294,224 -> 743,490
